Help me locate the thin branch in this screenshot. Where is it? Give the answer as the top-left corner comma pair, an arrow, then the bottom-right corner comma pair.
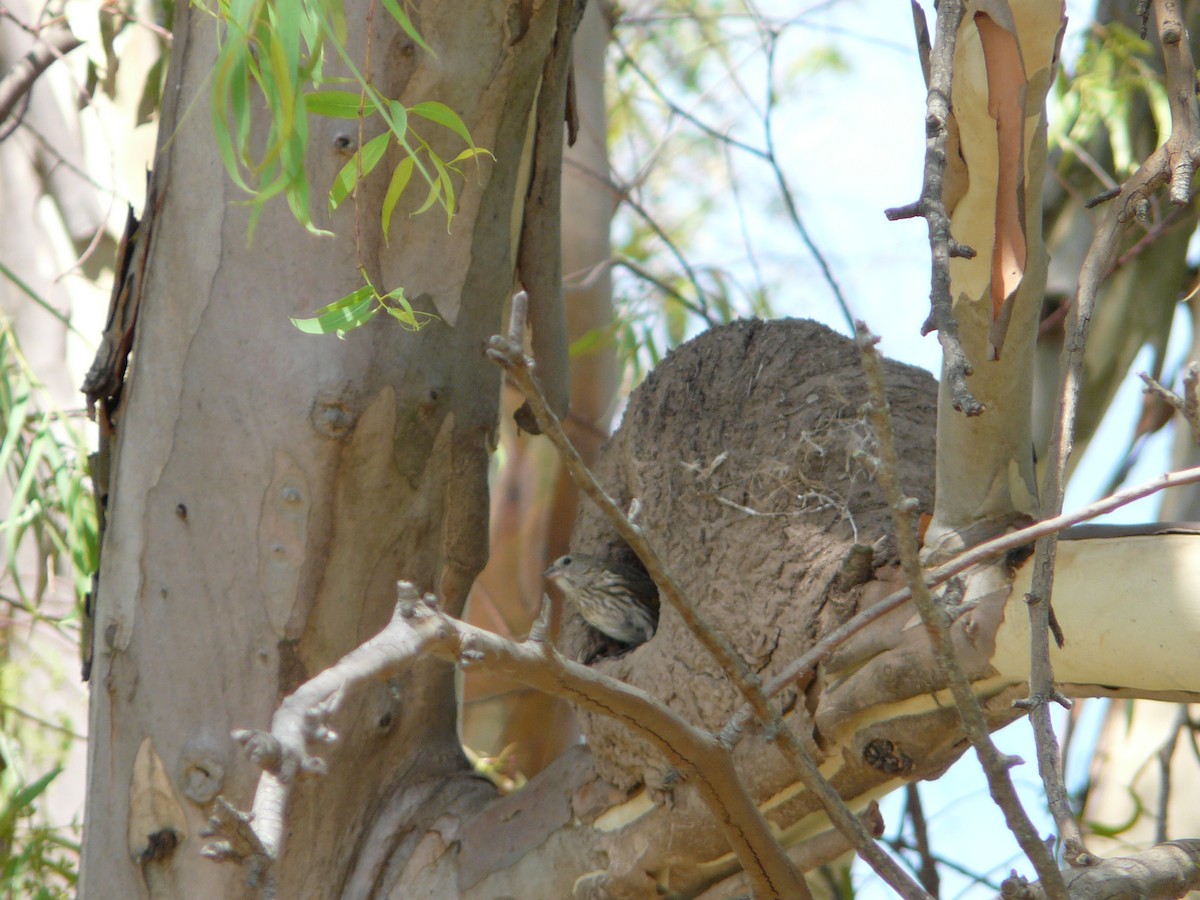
611,26 -> 857,330
611,255 -> 713,320
567,159 -> 718,326
886,837 -> 1005,892
1029,0 -> 1200,869
999,840 -> 1200,899
760,30 -> 856,331
1140,364 -> 1200,448
856,322 -> 1066,897
1154,706 -> 1189,845
0,21 -> 82,129
487,311 -> 931,899
0,700 -> 85,741
886,0 -> 980,416
904,784 -> 939,897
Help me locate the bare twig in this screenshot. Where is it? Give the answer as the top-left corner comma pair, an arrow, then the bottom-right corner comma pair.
998,839 -> 1200,899
1139,364 -> 1200,447
904,784 -> 939,897
611,255 -> 712,320
487,309 -> 931,898
885,0 -> 981,416
760,31 -> 856,331
856,323 -> 1066,897
1154,706 -> 1189,844
566,160 -> 718,326
1029,0 -> 1200,869
0,22 -> 82,131
610,27 -> 857,330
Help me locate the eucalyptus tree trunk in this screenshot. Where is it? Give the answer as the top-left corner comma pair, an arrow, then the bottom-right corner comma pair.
80,2 -> 564,894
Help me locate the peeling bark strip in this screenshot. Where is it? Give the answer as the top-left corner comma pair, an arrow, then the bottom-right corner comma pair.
921,0 -> 1065,557
974,9 -> 1027,359
513,0 -> 583,431
82,178 -> 164,431
81,178 -> 164,682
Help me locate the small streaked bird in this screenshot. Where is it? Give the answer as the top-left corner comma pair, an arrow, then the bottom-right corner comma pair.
544,554 -> 660,645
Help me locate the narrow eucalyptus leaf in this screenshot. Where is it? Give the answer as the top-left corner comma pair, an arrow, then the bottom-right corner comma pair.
408,101 -> 473,147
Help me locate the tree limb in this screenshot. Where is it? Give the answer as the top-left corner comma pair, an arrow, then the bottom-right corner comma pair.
0,22 -> 81,132
222,582 -> 812,899
996,840 -> 1200,900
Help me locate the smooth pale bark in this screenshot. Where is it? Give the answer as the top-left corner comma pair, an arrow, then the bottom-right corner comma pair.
926,1 -> 1066,556
80,2 -> 565,895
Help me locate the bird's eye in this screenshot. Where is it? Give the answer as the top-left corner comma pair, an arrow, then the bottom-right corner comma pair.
561,555 -> 572,565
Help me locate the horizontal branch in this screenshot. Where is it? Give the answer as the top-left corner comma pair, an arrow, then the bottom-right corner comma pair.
998,840 -> 1200,899
722,463 -> 1200,743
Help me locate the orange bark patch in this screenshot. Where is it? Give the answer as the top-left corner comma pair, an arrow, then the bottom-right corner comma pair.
975,11 -> 1028,360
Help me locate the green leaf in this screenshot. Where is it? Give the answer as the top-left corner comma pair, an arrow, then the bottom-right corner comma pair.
383,305 -> 421,329
305,90 -> 370,119
408,101 -> 473,147
382,156 -> 415,241
265,21 -> 297,138
379,0 -> 434,55
329,132 -> 391,210
411,169 -> 443,217
212,34 -> 258,181
0,384 -> 31,477
568,325 -> 614,357
1085,787 -> 1143,838
381,287 -> 435,331
429,153 -> 455,228
0,262 -> 76,333
447,146 -> 495,166
8,768 -> 61,814
382,99 -> 408,142
272,0 -> 301,82
290,286 -> 378,337
4,423 -> 49,567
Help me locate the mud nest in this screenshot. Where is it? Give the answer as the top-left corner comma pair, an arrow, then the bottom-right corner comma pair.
563,318 -> 939,790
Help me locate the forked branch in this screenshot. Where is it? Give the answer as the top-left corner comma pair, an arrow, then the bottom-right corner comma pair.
214,583 -> 811,898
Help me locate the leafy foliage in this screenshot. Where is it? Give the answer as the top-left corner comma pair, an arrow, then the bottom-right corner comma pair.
290,269 -> 434,336
0,321 -> 88,896
0,323 -> 96,611
204,0 -> 489,336
1051,23 -> 1170,176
